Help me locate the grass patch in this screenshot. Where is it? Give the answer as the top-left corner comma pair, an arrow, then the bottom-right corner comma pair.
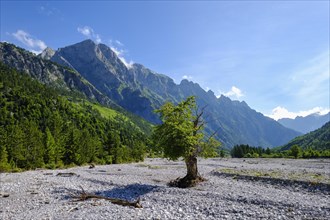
215,168 -> 329,184
91,103 -> 118,119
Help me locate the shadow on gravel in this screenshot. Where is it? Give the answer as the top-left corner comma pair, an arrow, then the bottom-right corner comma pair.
54,184 -> 159,202
211,171 -> 330,194
95,184 -> 159,201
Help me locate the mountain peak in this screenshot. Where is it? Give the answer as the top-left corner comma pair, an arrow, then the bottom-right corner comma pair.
39,47 -> 55,60
79,39 -> 95,45
278,112 -> 330,134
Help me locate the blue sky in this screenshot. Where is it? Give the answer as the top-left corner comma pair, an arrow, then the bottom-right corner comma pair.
1,1 -> 329,120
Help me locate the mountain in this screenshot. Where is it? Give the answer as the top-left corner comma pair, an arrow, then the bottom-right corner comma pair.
0,42 -> 113,107
0,62 -> 151,171
39,47 -> 55,60
278,113 -> 330,134
47,39 -> 159,122
280,122 -> 330,151
0,40 -> 301,148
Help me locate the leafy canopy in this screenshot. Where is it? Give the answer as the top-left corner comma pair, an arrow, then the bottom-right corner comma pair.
152,96 -> 220,160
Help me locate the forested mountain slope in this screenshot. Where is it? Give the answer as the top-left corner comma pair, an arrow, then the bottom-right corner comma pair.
280,122 -> 330,151
0,63 -> 151,171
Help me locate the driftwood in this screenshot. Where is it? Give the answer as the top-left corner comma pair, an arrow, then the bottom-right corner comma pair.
71,186 -> 142,208
56,172 -> 78,177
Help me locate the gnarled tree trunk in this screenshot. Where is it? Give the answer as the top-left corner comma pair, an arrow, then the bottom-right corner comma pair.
169,155 -> 205,188
185,156 -> 199,180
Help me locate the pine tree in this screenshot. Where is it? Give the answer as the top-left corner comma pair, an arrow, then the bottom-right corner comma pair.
0,145 -> 10,171
23,120 -> 45,169
44,127 -> 56,167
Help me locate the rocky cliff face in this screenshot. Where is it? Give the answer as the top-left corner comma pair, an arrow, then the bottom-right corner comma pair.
0,42 -> 112,106
39,47 -> 55,60
49,40 -> 158,122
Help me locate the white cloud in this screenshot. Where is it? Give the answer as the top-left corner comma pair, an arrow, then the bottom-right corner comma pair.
115,40 -> 123,46
12,30 -> 47,54
95,34 -> 102,44
119,57 -> 134,69
288,51 -> 329,100
110,46 -> 123,57
77,26 -> 93,37
77,26 -> 102,43
110,46 -> 133,69
219,86 -> 244,100
39,5 -> 54,16
267,106 -> 330,120
182,75 -> 193,80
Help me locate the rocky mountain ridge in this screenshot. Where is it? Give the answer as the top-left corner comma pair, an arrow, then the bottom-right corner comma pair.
0,40 -> 301,148
0,42 -> 113,106
278,112 -> 330,134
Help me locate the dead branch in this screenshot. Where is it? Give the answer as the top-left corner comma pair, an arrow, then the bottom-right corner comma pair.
206,127 -> 221,142
71,186 -> 142,208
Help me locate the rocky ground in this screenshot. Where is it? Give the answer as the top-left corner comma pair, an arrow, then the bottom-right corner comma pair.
0,158 -> 329,220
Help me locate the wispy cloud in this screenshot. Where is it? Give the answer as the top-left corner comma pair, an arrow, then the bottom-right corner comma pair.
77,26 -> 93,37
218,86 -> 244,100
77,26 -> 102,43
267,106 -> 330,120
115,40 -> 123,46
288,51 -> 329,102
95,34 -> 101,44
109,40 -> 134,69
38,5 -> 54,16
182,75 -> 193,80
12,30 -> 47,54
110,46 -> 133,68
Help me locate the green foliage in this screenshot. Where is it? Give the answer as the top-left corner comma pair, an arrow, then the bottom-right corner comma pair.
0,62 -> 150,171
44,127 -> 56,166
280,122 -> 330,151
219,149 -> 226,158
231,144 -> 267,158
152,96 -> 220,161
90,103 -> 118,119
289,145 -> 302,159
231,143 -> 329,159
0,145 -> 10,172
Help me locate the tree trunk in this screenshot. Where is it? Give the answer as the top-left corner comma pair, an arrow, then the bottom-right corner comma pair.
169,155 -> 205,188
185,156 -> 200,180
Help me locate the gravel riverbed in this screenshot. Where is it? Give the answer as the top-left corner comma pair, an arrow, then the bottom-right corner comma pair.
1,158 -> 329,219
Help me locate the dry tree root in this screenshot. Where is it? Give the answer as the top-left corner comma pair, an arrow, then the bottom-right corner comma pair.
168,176 -> 206,188
71,186 -> 142,208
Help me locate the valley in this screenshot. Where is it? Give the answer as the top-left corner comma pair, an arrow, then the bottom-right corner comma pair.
0,158 -> 329,219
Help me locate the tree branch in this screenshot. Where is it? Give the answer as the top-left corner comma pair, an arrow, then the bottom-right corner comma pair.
71,186 -> 142,208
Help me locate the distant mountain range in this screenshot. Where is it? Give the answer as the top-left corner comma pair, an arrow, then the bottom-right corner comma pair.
278,112 -> 330,134
280,121 -> 330,151
0,40 -> 301,148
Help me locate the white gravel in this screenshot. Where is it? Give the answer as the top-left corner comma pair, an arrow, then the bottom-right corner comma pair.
0,158 -> 329,220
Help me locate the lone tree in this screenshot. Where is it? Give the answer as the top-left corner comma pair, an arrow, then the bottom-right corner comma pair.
152,96 -> 220,188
